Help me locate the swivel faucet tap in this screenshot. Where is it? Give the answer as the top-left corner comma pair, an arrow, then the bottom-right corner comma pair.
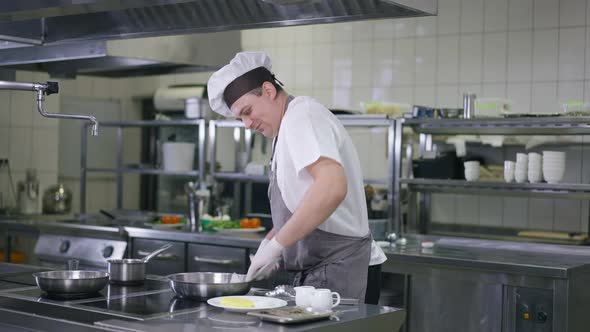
0,80 -> 99,136
185,181 -> 211,233
185,182 -> 203,232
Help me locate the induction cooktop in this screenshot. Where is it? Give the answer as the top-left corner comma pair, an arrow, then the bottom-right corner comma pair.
2,277 -> 170,303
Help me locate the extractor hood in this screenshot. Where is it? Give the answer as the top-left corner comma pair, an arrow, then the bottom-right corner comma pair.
0,32 -> 241,78
0,0 -> 436,78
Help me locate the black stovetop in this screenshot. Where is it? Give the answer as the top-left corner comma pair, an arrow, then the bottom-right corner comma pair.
6,278 -> 170,301
0,271 -> 40,286
78,291 -> 187,317
0,276 -> 206,320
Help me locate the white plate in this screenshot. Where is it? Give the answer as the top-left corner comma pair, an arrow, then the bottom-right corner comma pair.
207,296 -> 287,313
213,227 -> 266,233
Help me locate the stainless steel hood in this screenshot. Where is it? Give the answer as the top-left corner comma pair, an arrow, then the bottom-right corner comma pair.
0,32 -> 241,78
0,0 -> 436,77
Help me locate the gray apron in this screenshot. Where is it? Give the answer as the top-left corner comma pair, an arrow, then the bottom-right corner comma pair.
268,96 -> 371,300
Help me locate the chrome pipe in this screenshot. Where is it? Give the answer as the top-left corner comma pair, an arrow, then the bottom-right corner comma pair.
36,90 -> 99,136
0,80 -> 99,136
0,80 -> 46,92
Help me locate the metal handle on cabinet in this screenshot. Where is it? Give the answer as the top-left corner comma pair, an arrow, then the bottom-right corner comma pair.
194,256 -> 236,265
138,250 -> 177,260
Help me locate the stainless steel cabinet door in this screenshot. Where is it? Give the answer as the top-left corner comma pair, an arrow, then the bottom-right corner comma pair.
187,244 -> 247,273
409,274 -> 503,332
133,239 -> 185,275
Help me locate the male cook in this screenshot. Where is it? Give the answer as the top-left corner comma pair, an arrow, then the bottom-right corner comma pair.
207,52 -> 386,302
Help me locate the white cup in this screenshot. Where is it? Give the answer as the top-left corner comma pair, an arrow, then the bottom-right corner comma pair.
294,286 -> 315,308
310,289 -> 341,312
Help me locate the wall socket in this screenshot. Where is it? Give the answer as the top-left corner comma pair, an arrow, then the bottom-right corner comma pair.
0,159 -> 8,167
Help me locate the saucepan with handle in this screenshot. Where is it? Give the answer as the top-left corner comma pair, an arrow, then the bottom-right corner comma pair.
107,243 -> 172,285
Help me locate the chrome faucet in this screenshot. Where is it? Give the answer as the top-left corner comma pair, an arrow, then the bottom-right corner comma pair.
185,182 -> 210,232
0,80 -> 98,136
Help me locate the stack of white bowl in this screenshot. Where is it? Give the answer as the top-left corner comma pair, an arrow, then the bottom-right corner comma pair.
504,161 -> 515,182
464,161 -> 480,181
514,153 -> 528,183
542,151 -> 566,183
527,152 -> 543,183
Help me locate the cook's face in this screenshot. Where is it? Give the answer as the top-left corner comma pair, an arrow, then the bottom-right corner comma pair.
230,90 -> 281,138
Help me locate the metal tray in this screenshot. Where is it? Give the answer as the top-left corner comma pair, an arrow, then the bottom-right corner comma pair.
247,307 -> 338,324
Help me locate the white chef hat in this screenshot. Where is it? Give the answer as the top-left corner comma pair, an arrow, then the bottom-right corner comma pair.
208,52 -> 282,117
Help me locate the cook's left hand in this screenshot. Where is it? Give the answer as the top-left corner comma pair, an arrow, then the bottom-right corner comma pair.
246,237 -> 284,281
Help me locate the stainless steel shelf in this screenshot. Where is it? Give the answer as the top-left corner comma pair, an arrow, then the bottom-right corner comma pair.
364,178 -> 388,185
404,117 -> 590,135
401,178 -> 590,199
93,120 -> 204,127
213,173 -> 269,183
86,167 -> 199,177
213,115 -> 393,128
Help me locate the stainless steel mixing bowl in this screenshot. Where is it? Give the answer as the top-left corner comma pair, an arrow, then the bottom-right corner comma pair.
168,272 -> 250,300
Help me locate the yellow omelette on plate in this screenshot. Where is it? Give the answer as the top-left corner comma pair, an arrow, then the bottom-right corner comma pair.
219,297 -> 255,308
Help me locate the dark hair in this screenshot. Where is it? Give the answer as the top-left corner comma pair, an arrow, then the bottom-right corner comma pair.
223,67 -> 283,107
247,81 -> 283,97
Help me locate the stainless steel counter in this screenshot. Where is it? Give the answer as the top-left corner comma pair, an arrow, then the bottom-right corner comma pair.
0,297 -> 405,332
0,263 -> 405,332
4,217 -> 590,274
124,226 -> 265,249
382,235 -> 590,332
95,304 -> 405,332
382,235 -> 590,278
0,217 -> 265,248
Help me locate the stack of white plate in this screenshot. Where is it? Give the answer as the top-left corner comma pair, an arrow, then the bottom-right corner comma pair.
542,151 -> 565,184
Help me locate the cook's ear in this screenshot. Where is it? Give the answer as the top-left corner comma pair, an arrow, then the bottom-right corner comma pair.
262,81 -> 277,99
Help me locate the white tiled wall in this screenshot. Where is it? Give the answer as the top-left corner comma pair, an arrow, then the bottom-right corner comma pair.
240,0 -> 590,232
241,0 -> 590,113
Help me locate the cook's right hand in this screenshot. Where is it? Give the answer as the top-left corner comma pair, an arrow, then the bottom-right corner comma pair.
246,237 -> 283,282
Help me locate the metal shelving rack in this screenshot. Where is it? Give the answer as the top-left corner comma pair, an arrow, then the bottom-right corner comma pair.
395,116 -> 590,237
208,115 -> 398,229
80,119 -> 206,213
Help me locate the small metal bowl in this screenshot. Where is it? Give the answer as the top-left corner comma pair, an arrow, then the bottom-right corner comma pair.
168,272 -> 250,301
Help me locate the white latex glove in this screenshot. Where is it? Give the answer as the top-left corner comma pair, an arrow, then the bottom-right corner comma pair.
258,238 -> 270,251
248,238 -> 270,265
246,237 -> 283,282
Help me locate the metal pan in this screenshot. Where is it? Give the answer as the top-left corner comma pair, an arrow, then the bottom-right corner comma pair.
168,272 -> 251,300
33,270 -> 109,296
107,243 -> 172,285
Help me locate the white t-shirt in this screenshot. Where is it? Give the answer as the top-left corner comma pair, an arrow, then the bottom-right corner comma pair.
273,96 -> 386,265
